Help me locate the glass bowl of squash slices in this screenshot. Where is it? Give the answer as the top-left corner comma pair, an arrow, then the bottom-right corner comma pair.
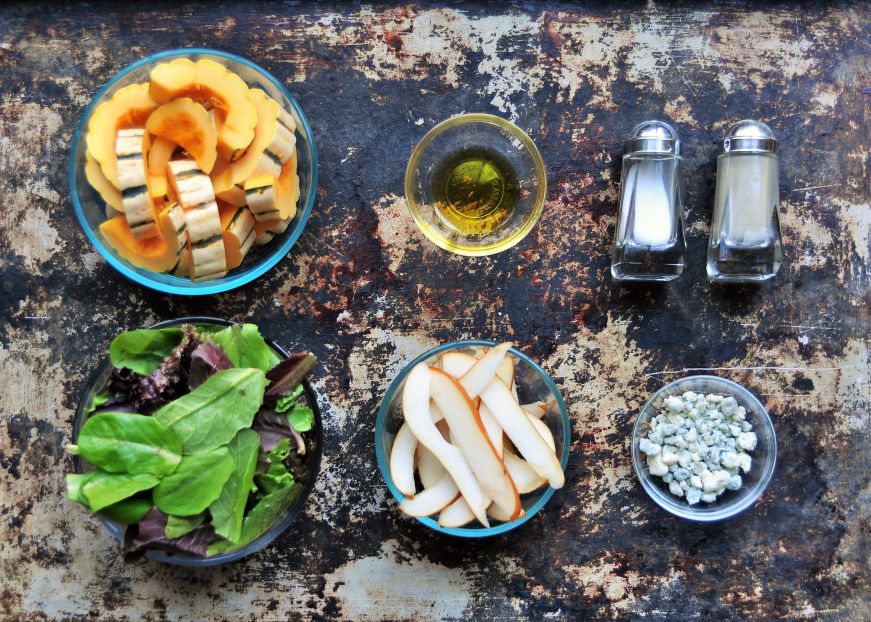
69,48 -> 318,295
375,340 -> 571,537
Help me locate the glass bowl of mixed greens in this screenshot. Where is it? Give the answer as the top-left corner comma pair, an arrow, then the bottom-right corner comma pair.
68,316 -> 322,566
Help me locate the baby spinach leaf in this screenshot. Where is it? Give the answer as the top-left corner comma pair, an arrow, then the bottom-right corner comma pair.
154,368 -> 268,454
165,513 -> 205,539
82,471 -> 160,512
207,483 -> 302,556
153,447 -> 234,516
209,429 -> 260,543
288,406 -> 315,433
110,328 -> 183,376
99,498 -> 152,524
210,324 -> 280,372
69,412 -> 182,476
66,473 -> 92,506
274,385 -> 304,413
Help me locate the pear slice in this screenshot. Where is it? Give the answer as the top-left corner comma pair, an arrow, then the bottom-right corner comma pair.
503,448 -> 547,493
432,359 -> 504,458
521,401 -> 548,419
496,356 -> 514,388
416,444 -> 445,489
488,500 -> 526,523
480,378 -> 565,489
399,472 -> 458,517
527,412 -> 556,453
458,342 -> 513,398
440,351 -> 477,377
401,363 -> 489,526
478,403 -> 504,459
430,368 -> 521,520
438,496 -> 476,528
389,422 -> 418,497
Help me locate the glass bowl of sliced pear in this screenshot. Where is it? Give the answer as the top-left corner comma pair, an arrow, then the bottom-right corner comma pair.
375,341 -> 570,537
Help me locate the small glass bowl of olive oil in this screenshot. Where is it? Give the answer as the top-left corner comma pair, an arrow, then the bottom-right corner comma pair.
405,114 -> 547,256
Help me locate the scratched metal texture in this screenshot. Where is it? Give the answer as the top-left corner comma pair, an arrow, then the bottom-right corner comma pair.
0,1 -> 869,620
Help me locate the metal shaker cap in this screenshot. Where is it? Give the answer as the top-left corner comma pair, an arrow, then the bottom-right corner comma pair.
721,120 -> 778,154
625,121 -> 681,156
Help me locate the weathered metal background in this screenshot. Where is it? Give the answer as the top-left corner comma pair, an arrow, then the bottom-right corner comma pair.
1,1 -> 869,620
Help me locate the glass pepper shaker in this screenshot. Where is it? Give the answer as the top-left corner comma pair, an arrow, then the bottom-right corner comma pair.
611,121 -> 687,282
707,120 -> 783,282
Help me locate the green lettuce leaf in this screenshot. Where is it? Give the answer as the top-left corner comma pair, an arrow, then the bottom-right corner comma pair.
153,447 -> 234,516
109,328 -> 183,376
274,385 -> 304,413
83,392 -> 110,416
254,439 -> 295,496
154,368 -> 267,454
165,513 -> 206,539
68,412 -> 182,476
66,473 -> 92,507
209,429 -> 260,543
99,498 -> 153,524
210,324 -> 281,372
81,471 -> 160,512
287,406 -> 314,433
207,484 -> 302,556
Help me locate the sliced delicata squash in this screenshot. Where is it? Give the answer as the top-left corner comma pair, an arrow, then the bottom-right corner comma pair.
226,89 -> 279,187
244,174 -> 279,222
218,201 -> 255,270
148,58 -> 257,163
167,159 -> 216,209
146,98 -> 217,174
215,184 -> 247,207
86,83 -> 160,187
100,202 -> 187,273
85,152 -> 123,212
116,129 -> 160,239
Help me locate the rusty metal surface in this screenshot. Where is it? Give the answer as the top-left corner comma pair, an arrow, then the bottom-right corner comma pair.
1,1 -> 869,620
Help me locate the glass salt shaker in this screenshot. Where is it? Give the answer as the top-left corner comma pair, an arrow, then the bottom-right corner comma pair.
707,120 -> 783,282
611,121 -> 687,282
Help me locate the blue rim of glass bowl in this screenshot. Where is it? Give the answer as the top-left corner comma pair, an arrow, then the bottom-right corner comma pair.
68,48 -> 319,296
630,375 -> 777,522
72,316 -> 324,566
374,339 -> 571,537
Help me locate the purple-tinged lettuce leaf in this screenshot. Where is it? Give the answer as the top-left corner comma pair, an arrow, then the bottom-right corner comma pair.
188,343 -> 233,389
263,353 -> 316,406
125,507 -> 218,560
252,410 -> 305,454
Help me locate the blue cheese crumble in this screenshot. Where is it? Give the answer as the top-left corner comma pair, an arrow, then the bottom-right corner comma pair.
639,391 -> 757,505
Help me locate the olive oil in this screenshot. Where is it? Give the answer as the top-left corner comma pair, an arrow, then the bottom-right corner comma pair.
431,147 -> 519,236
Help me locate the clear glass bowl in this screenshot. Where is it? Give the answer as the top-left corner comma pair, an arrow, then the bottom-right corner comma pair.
69,49 -> 318,295
404,114 -> 547,256
375,340 -> 570,537
631,375 -> 776,522
71,316 -> 323,566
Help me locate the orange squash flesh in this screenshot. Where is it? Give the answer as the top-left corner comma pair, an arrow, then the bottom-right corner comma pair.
275,150 -> 299,220
148,58 -> 256,162
85,152 -> 123,211
227,89 -> 279,187
99,203 -> 184,273
146,98 -> 217,173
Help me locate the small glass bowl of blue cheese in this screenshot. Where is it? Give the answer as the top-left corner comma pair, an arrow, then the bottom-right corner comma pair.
631,375 -> 777,521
